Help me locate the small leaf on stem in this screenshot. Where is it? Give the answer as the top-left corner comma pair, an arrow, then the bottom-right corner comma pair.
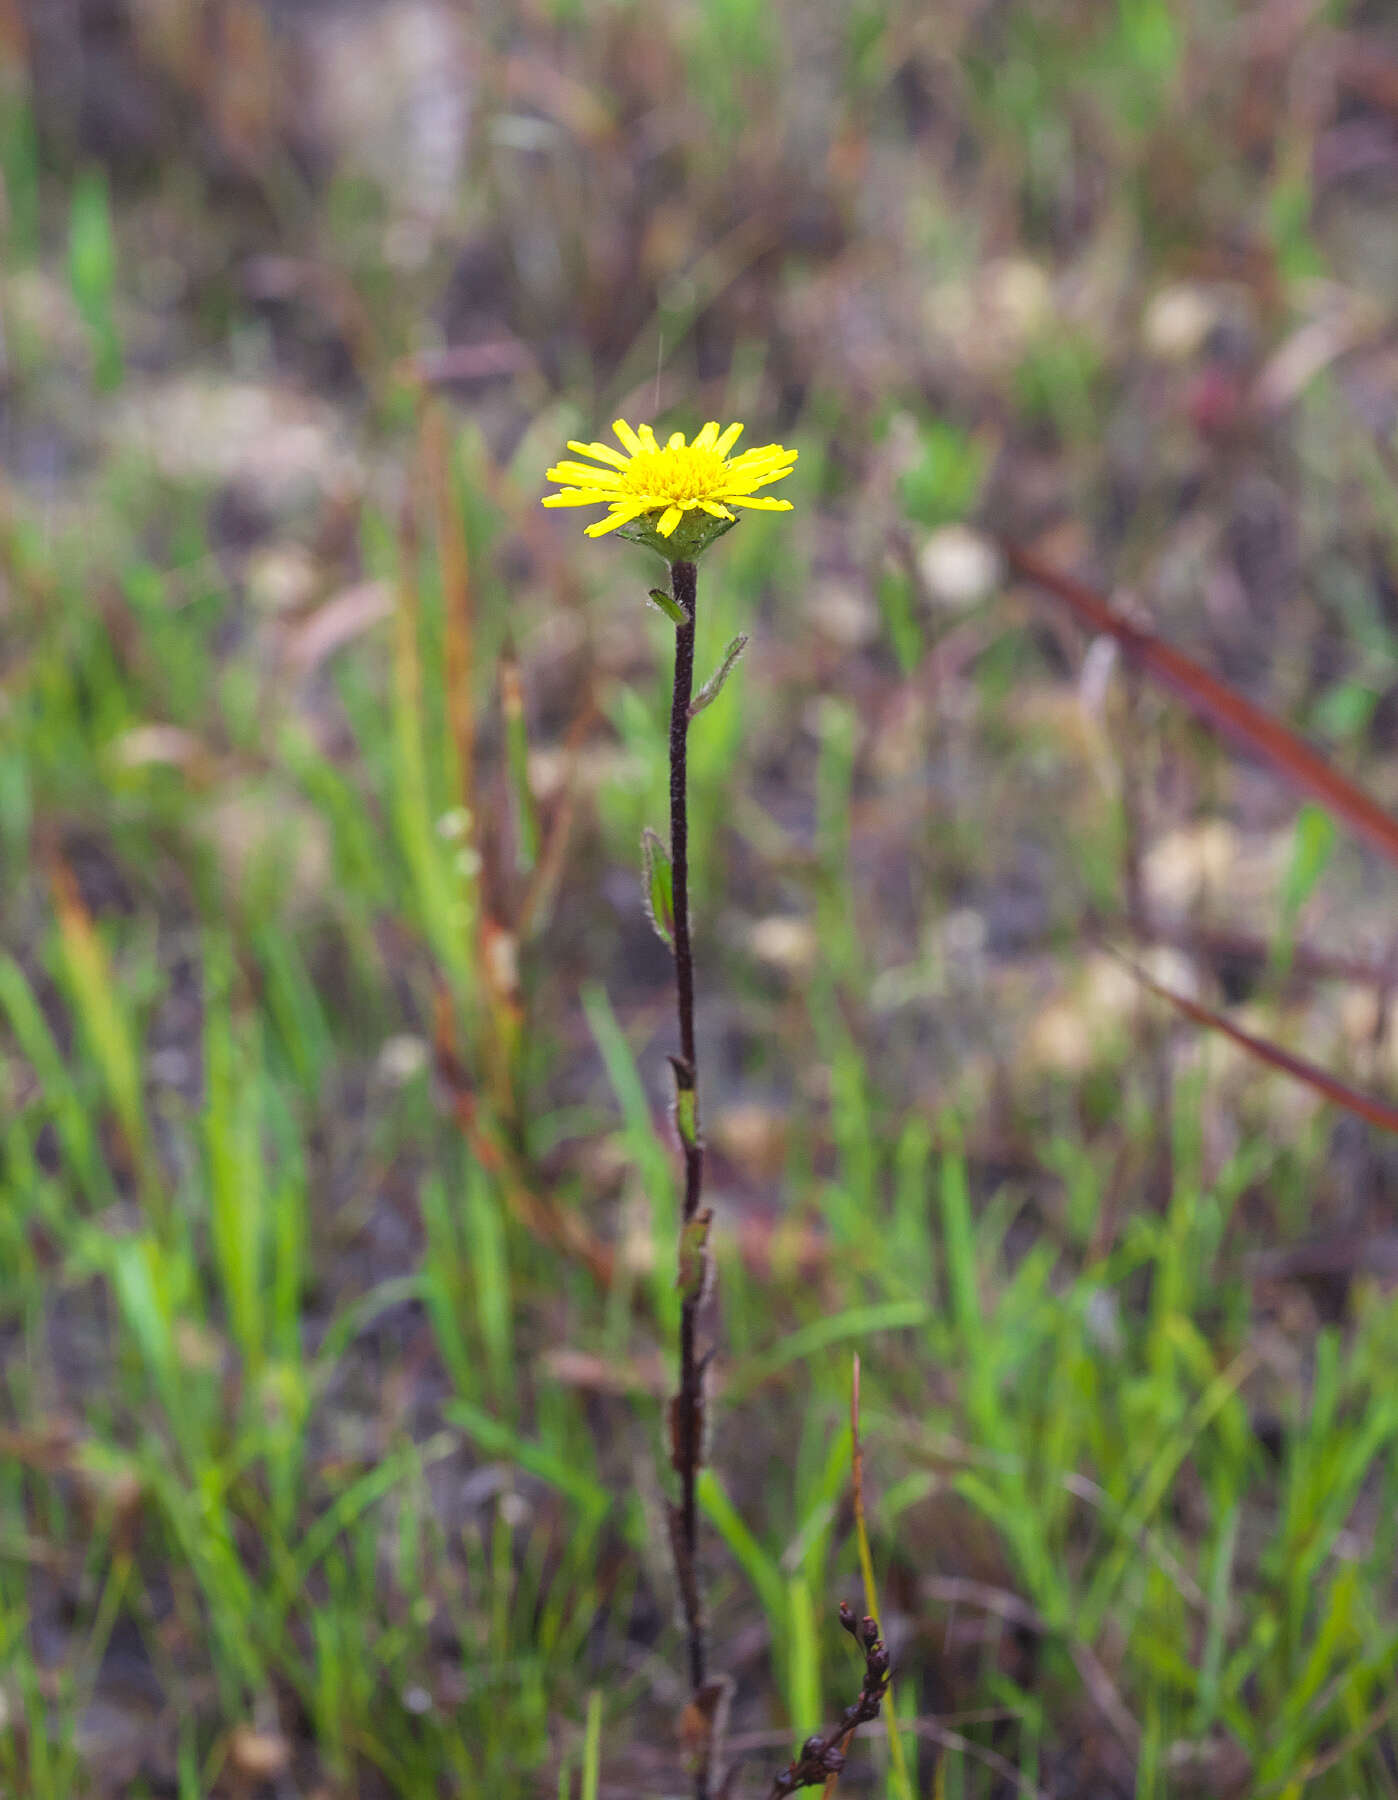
648,586 -> 690,626
642,828 -> 675,949
689,634 -> 750,718
670,1058 -> 699,1147
677,1209 -> 712,1303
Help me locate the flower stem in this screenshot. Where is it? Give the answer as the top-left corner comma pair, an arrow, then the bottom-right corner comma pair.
670,560 -> 700,1111
667,557 -> 710,1795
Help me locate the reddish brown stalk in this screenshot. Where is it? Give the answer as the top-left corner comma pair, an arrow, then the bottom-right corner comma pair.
1116,952 -> 1398,1136
664,558 -> 713,1800
1005,543 -> 1398,870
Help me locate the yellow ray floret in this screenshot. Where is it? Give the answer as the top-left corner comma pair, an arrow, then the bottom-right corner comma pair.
542,419 -> 798,539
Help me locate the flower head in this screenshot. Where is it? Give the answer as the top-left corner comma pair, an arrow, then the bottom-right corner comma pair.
542,419 -> 797,556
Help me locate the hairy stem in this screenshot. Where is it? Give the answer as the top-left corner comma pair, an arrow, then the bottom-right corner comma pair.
670,560 -> 700,1115
667,557 -> 710,1794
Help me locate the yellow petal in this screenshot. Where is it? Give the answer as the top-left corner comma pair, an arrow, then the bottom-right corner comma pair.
547,461 -> 626,486
726,447 -> 795,476
693,421 -> 721,451
667,431 -> 686,450
698,500 -> 734,518
543,489 -> 625,507
567,440 -> 630,469
612,420 -> 642,454
726,496 -> 793,512
657,505 -> 684,537
637,424 -> 660,452
714,422 -> 744,458
585,503 -> 655,537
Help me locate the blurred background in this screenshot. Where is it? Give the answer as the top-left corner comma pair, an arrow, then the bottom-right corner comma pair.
5,2 -> 1398,1795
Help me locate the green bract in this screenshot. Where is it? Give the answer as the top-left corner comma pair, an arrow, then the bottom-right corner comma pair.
616,508 -> 738,564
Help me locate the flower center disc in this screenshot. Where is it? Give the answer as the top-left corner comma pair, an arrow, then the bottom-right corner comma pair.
623,447 -> 728,503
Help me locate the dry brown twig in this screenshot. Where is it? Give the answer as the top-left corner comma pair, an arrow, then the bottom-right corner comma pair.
766,1606 -> 892,1799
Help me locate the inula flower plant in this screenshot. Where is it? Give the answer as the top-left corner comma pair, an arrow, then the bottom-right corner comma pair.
544,423 -> 889,1800
543,418 -> 797,550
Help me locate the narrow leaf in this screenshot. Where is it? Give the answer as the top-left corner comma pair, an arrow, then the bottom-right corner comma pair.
689,633 -> 749,718
648,586 -> 689,626
1006,544 -> 1398,869
582,1691 -> 605,1800
1280,801 -> 1336,922
850,1354 -> 915,1799
49,855 -> 147,1177
642,827 -> 675,949
423,402 -> 475,827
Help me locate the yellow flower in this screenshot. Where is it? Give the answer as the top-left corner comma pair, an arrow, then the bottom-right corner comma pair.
542,419 -> 798,540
